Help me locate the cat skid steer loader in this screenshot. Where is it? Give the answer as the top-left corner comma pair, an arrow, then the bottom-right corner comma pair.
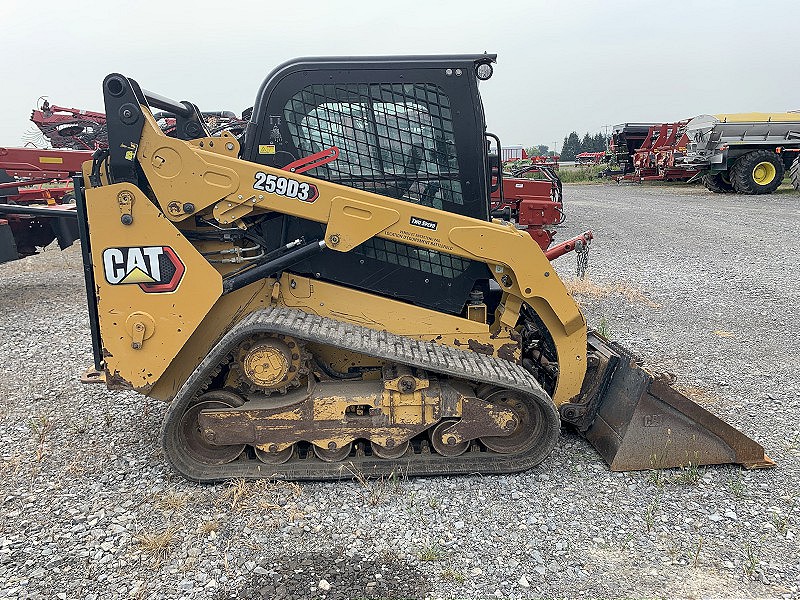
74,55 -> 772,481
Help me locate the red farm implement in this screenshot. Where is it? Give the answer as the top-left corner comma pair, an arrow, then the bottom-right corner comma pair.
490,163 -> 592,261
616,121 -> 699,182
0,99 -> 104,263
28,99 -> 107,150
575,151 -> 605,165
0,146 -> 86,263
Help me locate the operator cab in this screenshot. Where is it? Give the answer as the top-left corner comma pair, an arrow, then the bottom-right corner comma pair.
241,54 -> 499,315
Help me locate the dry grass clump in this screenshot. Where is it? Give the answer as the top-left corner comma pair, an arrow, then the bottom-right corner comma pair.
135,526 -> 178,564
564,277 -> 661,308
219,478 -> 302,512
157,491 -> 191,512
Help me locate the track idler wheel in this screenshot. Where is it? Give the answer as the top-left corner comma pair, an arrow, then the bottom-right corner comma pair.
479,388 -> 546,454
430,420 -> 470,456
178,390 -> 246,465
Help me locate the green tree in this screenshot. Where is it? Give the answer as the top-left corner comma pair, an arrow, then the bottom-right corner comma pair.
592,132 -> 607,152
525,144 -> 554,158
579,133 -> 593,153
560,132 -> 581,161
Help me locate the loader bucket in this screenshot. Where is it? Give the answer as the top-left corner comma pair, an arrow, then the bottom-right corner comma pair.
580,339 -> 774,472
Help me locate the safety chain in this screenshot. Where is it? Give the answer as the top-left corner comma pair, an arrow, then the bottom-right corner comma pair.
576,237 -> 590,279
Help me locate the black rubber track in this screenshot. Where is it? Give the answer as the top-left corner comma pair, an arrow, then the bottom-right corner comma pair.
731,150 -> 784,195
702,172 -> 734,194
161,306 -> 562,482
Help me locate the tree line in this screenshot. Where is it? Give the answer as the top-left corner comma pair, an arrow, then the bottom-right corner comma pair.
559,132 -> 609,161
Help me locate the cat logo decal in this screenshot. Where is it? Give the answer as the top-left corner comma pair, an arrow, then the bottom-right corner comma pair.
102,246 -> 184,293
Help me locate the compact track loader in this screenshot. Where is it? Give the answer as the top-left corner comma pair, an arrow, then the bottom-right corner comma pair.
74,55 -> 772,481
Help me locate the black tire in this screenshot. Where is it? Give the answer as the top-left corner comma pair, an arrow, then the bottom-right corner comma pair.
731,150 -> 784,195
790,156 -> 800,191
702,172 -> 734,193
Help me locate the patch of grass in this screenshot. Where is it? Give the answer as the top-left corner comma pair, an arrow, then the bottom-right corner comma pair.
221,479 -> 250,511
158,491 -> 190,512
674,462 -> 702,486
29,414 -> 53,462
346,464 -> 407,506
647,468 -> 666,488
596,317 -> 612,339
771,497 -> 796,535
199,519 -> 220,535
417,542 -> 443,562
743,540 -> 761,579
135,526 -> 178,564
727,473 -> 747,498
440,567 -> 465,583
564,277 -> 661,309
556,164 -> 607,183
218,478 -> 303,512
645,498 -> 659,533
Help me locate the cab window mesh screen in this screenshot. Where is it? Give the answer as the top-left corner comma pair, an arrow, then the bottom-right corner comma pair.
284,83 -> 463,210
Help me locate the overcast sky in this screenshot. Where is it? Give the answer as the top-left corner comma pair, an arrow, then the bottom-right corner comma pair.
3,0 -> 799,152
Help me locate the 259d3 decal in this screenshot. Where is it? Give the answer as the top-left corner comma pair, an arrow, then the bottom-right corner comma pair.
102,246 -> 185,293
253,172 -> 318,202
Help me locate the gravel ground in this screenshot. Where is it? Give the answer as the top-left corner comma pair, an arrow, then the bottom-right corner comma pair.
0,183 -> 798,599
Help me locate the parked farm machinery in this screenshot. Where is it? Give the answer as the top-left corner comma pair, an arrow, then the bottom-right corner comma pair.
575,151 -> 605,166
682,112 -> 800,194
1,99 -> 248,264
600,123 -> 655,177
612,121 -> 699,183
0,146 -> 88,263
28,99 -> 108,150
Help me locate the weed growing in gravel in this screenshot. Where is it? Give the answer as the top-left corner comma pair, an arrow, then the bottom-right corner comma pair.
647,469 -> 666,488
28,413 -> 53,462
675,461 -> 702,486
644,498 -> 659,533
440,567 -> 465,583
726,472 -> 747,498
406,492 -> 428,525
742,540 -> 762,579
418,542 -> 443,562
222,478 -> 249,510
135,526 -> 178,565
198,519 -> 220,535
771,497 -> 796,535
158,491 -> 191,512
693,536 -> 704,568
346,464 -> 407,506
596,317 -> 612,339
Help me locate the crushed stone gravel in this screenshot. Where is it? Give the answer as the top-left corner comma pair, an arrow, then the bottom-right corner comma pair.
0,183 -> 798,599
